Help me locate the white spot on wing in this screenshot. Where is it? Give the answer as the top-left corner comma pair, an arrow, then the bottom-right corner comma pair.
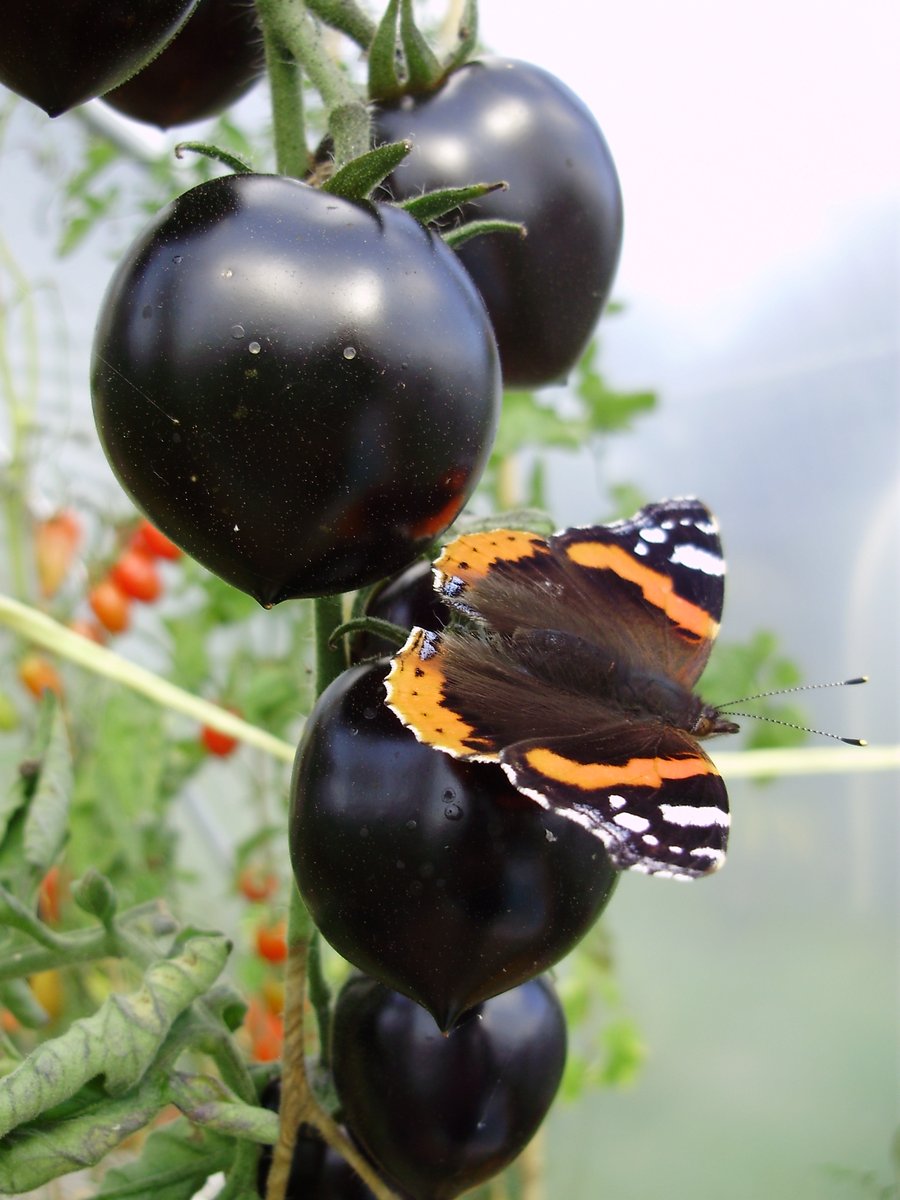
669,543 -> 724,576
613,812 -> 651,833
640,527 -> 668,544
659,803 -> 730,827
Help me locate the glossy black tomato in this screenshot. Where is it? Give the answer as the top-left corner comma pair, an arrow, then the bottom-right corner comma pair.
332,974 -> 567,1200
91,174 -> 501,605
350,558 -> 442,661
0,1 -> 198,118
373,57 -> 623,388
289,660 -> 617,1030
256,1080 -> 378,1200
103,0 -> 264,128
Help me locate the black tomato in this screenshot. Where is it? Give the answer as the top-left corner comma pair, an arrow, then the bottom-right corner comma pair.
0,1 -> 198,118
350,558 -> 441,661
91,174 -> 501,605
373,57 -> 624,388
103,0 -> 264,128
331,974 -> 567,1200
289,660 -> 617,1030
256,1080 -> 378,1200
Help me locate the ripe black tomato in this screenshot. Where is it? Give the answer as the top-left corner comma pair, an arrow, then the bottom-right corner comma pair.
103,0 -> 264,128
91,174 -> 500,605
289,660 -> 617,1030
373,57 -> 624,388
331,973 -> 567,1200
0,1 -> 198,117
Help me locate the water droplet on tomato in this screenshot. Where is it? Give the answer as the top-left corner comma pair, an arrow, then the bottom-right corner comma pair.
248,341 -> 261,355
343,346 -> 357,360
231,324 -> 245,339
444,803 -> 463,821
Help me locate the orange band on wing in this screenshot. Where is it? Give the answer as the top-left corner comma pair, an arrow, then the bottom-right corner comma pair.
521,746 -> 718,791
563,541 -> 717,640
385,628 -> 499,761
435,529 -> 548,593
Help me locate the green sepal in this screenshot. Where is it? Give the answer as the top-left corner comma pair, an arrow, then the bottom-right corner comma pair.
327,616 -> 410,652
71,868 -> 118,927
174,141 -> 253,174
442,217 -> 526,249
399,0 -> 443,92
368,0 -> 402,100
322,139 -> 412,200
442,0 -> 478,75
400,180 -> 507,224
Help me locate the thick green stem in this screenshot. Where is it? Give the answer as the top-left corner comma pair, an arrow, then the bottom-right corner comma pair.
255,0 -> 370,169
258,8 -> 310,178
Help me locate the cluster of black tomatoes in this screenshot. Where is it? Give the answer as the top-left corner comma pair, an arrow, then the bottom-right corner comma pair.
1,3 -> 624,1196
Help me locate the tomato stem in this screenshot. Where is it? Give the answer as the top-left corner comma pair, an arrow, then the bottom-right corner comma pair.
306,0 -> 376,48
255,0 -> 371,170
258,6 -> 311,179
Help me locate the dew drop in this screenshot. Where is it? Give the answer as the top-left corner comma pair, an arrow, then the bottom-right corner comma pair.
342,346 -> 357,360
405,819 -> 417,831
231,324 -> 245,339
443,802 -> 463,821
362,706 -> 377,721
359,825 -> 370,839
248,341 -> 261,354
141,304 -> 152,319
396,860 -> 405,870
222,268 -> 233,278
442,788 -> 455,802
409,879 -> 423,897
172,255 -> 183,264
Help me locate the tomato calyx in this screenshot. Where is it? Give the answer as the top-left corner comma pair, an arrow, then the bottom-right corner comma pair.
368,0 -> 476,103
327,616 -> 409,655
174,140 -> 253,175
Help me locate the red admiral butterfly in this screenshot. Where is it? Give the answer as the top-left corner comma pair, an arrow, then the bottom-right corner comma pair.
385,498 -> 740,880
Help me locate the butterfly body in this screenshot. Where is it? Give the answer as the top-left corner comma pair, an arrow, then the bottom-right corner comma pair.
386,498 -> 737,880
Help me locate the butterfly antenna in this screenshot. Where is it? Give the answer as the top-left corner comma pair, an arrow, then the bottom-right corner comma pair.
718,676 -> 868,707
718,676 -> 868,747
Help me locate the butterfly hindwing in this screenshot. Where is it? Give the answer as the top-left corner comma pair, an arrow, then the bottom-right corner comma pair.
501,723 -> 730,880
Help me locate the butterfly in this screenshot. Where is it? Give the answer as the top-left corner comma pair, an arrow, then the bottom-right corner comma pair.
384,497 -> 739,880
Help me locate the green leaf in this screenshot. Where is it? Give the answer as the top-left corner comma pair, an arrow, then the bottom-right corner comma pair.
0,1074 -> 168,1194
93,1116 -> 235,1200
23,698 -> 73,871
0,934 -> 229,1137
168,1072 -> 279,1143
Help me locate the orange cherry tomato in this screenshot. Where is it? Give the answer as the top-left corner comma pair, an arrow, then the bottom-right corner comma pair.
255,920 -> 288,964
18,654 -> 63,698
130,518 -> 182,560
88,578 -> 131,634
35,509 -> 82,597
38,865 -> 64,925
110,548 -> 162,603
237,865 -> 278,902
244,995 -> 284,1062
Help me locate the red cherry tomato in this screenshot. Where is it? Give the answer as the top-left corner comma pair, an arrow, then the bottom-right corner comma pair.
129,519 -> 183,561
200,716 -> 240,757
255,920 -> 288,964
88,578 -> 131,634
110,548 -> 162,603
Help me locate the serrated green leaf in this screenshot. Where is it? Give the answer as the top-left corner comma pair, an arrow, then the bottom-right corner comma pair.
0,934 -> 228,1137
0,1073 -> 167,1194
23,700 -> 73,871
95,1116 -> 234,1200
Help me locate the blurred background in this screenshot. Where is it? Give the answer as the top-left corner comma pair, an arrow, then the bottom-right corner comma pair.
0,0 -> 896,1197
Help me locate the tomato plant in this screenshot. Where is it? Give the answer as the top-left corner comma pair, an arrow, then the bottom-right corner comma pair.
92,173 -> 501,605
